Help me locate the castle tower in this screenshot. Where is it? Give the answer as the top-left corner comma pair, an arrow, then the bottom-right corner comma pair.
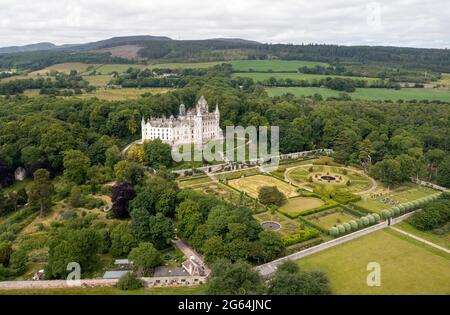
179,103 -> 186,117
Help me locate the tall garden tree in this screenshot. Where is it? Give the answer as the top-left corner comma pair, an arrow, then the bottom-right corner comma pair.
143,139 -> 172,168
128,242 -> 162,276
207,259 -> 265,295
111,182 -> 136,219
63,149 -> 91,184
29,169 -> 54,218
436,156 -> 450,188
258,186 -> 286,206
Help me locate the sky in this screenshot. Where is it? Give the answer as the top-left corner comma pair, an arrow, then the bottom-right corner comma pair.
0,0 -> 449,48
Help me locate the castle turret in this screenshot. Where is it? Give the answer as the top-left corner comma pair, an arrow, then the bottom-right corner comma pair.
179,103 -> 186,116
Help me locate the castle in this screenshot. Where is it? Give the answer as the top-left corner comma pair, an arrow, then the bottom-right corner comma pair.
141,96 -> 222,145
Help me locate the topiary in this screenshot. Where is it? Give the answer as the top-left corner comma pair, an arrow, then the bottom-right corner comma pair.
356,218 -> 363,228
381,209 -> 391,219
366,214 -> 375,224
349,220 -> 358,230
329,227 -> 339,237
337,225 -> 345,234
361,216 -> 370,226
392,207 -> 400,216
372,213 -> 381,222
343,223 -> 352,232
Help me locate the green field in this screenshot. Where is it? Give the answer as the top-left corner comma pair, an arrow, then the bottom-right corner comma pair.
229,59 -> 329,72
266,87 -> 450,102
352,199 -> 391,213
305,209 -> 357,230
232,72 -> 378,82
297,229 -> 450,294
0,285 -> 206,295
279,197 -> 325,216
151,61 -> 223,69
396,221 -> 450,250
228,174 -> 299,199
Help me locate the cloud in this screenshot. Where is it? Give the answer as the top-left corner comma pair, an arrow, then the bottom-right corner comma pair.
0,0 -> 448,48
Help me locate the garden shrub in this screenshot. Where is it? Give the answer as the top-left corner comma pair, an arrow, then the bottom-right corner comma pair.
343,223 -> 351,232
349,220 -> 358,230
366,214 -> 375,224
116,272 -> 143,291
356,218 -> 364,228
282,228 -> 320,246
329,227 -> 339,236
361,216 -> 370,226
337,225 -> 345,234
372,213 -> 381,222
392,207 -> 400,216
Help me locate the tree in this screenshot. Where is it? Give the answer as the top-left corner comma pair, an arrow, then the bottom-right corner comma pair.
258,230 -> 285,262
409,198 -> 450,230
29,169 -> 54,218
358,139 -> 373,173
46,228 -> 101,279
436,156 -> 450,188
114,160 -> 144,185
258,186 -> 286,206
0,160 -> 14,188
116,272 -> 143,290
9,248 -> 28,275
143,139 -> 172,168
370,159 -> 401,188
127,145 -> 145,164
110,222 -> 136,257
267,261 -> 331,295
63,150 -> 91,184
147,213 -> 175,249
0,242 -> 12,267
176,200 -> 204,240
111,182 -> 136,219
128,242 -> 162,275
207,259 -> 265,295
105,145 -> 122,169
203,236 -> 225,263
68,186 -> 82,207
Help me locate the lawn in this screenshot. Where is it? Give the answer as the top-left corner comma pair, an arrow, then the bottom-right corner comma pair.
395,221 -> 450,250
229,59 -> 329,72
305,208 -> 357,230
232,72 -> 378,82
266,87 -> 450,102
352,199 -> 390,213
29,63 -> 100,76
287,165 -> 374,194
390,185 -> 437,203
228,174 -> 299,199
0,285 -> 206,295
279,197 -> 325,216
297,229 -> 450,294
177,176 -> 213,189
83,74 -> 114,87
95,64 -> 148,74
151,61 -> 223,69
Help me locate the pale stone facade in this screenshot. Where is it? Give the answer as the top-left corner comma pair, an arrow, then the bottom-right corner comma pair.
141,96 -> 222,145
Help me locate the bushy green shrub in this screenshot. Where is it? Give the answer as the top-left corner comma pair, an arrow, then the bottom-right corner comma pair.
343,223 -> 351,232
366,214 -> 375,224
392,207 -> 400,216
356,218 -> 364,228
372,213 -> 381,222
337,225 -> 345,234
116,272 -> 143,291
349,220 -> 358,230
283,228 -> 320,246
361,216 -> 370,226
329,227 -> 339,236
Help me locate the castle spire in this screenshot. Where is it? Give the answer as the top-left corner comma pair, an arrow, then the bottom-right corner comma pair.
215,103 -> 219,113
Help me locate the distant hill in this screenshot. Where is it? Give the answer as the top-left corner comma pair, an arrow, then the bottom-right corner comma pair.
0,42 -> 58,54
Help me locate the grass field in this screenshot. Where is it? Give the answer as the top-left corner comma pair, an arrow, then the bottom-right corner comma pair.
228,174 -> 299,199
229,59 -> 329,72
287,165 -> 374,194
352,199 -> 391,213
305,209 -> 357,230
23,87 -> 172,100
151,61 -> 222,69
0,285 -> 206,295
232,72 -> 378,82
390,185 -> 437,203
266,87 -> 450,102
297,229 -> 450,294
396,221 -> 450,250
279,197 -> 325,216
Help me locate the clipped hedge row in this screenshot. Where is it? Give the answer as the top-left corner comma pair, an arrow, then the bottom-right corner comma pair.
380,193 -> 442,219
297,200 -> 339,217
328,213 -> 381,237
283,227 -> 320,246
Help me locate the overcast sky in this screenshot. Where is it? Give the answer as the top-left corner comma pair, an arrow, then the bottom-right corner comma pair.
1,0 -> 449,48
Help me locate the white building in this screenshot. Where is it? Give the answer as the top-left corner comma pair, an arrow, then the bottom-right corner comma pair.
141,96 -> 222,145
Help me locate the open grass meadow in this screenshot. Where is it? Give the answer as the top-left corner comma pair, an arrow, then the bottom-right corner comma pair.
305,208 -> 357,230
297,229 -> 450,294
352,199 -> 391,213
229,59 -> 329,72
232,72 -> 379,83
266,87 -> 450,102
228,174 -> 299,199
279,197 -> 325,216
395,221 -> 450,250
